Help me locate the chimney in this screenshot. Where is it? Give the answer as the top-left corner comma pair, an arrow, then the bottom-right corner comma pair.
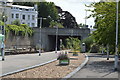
34,4 -> 37,11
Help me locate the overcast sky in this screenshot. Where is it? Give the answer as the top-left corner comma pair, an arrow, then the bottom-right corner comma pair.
46,0 -> 100,26
6,0 -> 100,26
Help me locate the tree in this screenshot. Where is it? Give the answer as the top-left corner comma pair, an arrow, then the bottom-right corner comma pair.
6,24 -> 33,36
49,21 -> 64,28
11,19 -> 21,26
66,37 -> 81,51
37,2 -> 59,27
82,36 -> 94,52
0,20 -> 4,26
78,23 -> 85,28
13,2 -> 35,7
87,2 -> 120,53
56,6 -> 78,28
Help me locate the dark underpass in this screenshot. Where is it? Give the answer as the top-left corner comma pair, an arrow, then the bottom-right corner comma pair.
48,35 -> 81,51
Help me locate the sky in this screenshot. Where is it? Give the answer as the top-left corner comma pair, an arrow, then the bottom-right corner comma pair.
5,0 -> 100,27
46,0 -> 100,27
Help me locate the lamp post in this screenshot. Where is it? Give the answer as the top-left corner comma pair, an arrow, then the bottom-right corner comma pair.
55,26 -> 58,53
52,19 -> 59,54
114,0 -> 119,71
84,10 -> 87,28
39,17 -> 46,56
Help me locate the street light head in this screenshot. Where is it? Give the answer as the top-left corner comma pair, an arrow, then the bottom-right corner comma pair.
48,15 -> 51,18
3,16 -> 5,18
54,26 -> 58,28
43,18 -> 47,20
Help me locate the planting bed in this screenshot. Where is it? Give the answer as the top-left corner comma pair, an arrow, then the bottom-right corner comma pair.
2,53 -> 85,78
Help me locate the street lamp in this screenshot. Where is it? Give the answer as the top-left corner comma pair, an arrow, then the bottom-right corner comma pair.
52,19 -> 60,54
39,17 -> 46,56
84,10 -> 87,28
114,0 -> 119,71
55,26 -> 58,54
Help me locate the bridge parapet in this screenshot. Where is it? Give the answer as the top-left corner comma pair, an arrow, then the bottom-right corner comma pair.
33,28 -> 90,36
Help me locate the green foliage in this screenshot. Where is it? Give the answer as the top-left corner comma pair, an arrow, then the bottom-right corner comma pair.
49,21 -> 64,28
13,2 -> 35,7
82,36 -> 94,52
11,19 -> 21,26
66,37 -> 81,51
0,20 -> 4,26
37,2 -> 59,27
57,53 -> 69,60
0,20 -> 33,37
87,2 -> 120,53
78,23 -> 85,28
6,24 -> 34,36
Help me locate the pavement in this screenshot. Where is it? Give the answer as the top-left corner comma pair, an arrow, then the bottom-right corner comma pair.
71,53 -> 120,79
0,51 -> 59,76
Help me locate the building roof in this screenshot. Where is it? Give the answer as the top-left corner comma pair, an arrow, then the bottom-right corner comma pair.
10,5 -> 34,9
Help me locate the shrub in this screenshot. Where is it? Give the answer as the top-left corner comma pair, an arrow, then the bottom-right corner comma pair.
82,36 -> 94,52
66,37 -> 81,51
57,53 -> 69,60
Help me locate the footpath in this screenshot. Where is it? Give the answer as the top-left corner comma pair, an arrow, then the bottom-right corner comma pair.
0,51 -> 58,76
71,53 -> 120,79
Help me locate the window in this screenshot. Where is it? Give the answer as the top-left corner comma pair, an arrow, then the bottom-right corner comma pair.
16,7 -> 18,9
32,23 -> 35,27
28,23 -> 30,26
0,26 -> 3,31
22,15 -> 25,20
28,15 -> 30,20
25,9 -> 29,11
16,14 -> 19,18
32,15 -> 35,20
12,14 -> 14,18
20,8 -> 22,10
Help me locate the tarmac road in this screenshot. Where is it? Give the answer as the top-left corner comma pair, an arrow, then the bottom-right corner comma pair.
0,51 -> 58,76
71,53 -> 119,79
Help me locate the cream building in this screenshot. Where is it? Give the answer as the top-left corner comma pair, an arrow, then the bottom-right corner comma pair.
0,3 -> 38,27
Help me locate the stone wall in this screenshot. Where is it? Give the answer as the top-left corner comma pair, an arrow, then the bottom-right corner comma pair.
5,33 -> 33,49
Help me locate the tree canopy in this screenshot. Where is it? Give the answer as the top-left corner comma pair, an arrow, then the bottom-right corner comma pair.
37,2 -> 59,27
88,2 -> 120,53
49,21 -> 64,28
